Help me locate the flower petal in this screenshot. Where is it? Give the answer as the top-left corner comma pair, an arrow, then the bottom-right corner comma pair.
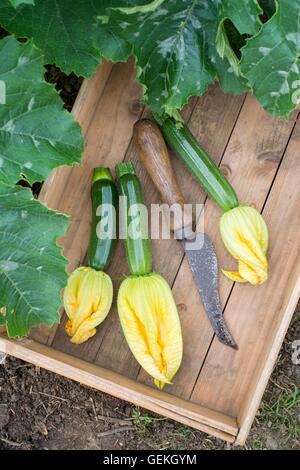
118,273 -> 183,388
222,269 -> 247,283
220,205 -> 269,285
63,267 -> 113,344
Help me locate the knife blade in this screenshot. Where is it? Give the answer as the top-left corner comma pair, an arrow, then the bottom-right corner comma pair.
134,119 -> 237,349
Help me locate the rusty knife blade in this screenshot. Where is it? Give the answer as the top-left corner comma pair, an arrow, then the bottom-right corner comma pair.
183,233 -> 237,349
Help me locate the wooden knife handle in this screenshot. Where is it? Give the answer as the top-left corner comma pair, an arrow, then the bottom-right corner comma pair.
133,119 -> 193,236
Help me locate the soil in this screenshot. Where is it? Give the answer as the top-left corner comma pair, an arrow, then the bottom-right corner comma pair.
0,29 -> 299,450
44,65 -> 83,112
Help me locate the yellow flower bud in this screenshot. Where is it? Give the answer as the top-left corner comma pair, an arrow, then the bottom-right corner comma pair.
118,273 -> 183,389
63,267 -> 113,344
220,205 -> 269,285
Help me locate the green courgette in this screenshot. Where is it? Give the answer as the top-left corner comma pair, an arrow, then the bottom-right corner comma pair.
87,167 -> 118,271
115,161 -> 152,276
159,118 -> 239,212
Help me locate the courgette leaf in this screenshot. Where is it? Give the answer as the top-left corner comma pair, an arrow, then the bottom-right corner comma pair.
220,0 -> 262,35
0,36 -> 83,185
0,183 -> 68,337
1,0 -> 299,118
9,0 -> 34,7
0,35 -> 83,337
214,55 -> 250,94
240,0 -> 300,117
102,0 -> 251,117
0,0 -> 155,77
102,1 -> 219,116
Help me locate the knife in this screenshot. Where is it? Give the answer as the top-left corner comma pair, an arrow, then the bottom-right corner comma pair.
133,119 -> 237,349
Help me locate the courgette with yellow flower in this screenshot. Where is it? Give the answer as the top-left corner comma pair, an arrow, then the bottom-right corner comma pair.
159,118 -> 269,285
63,168 -> 118,344
116,161 -> 183,389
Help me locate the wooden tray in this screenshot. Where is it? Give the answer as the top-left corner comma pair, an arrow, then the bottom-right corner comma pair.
0,59 -> 299,445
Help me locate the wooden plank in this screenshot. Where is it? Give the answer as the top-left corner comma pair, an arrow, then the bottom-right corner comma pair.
93,85 -> 245,378
138,95 -> 297,395
191,115 -> 300,420
0,334 -> 238,442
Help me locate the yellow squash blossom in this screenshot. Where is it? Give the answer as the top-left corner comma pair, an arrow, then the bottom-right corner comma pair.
220,205 -> 269,285
63,267 -> 113,344
118,272 -> 183,389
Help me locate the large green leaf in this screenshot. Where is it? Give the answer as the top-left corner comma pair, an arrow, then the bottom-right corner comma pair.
240,0 -> 300,117
0,36 -> 83,185
0,0 -> 156,77
104,1 -> 218,115
0,35 -> 83,337
216,1 -> 262,74
9,0 -> 34,7
1,0 -> 299,118
220,0 -> 262,35
0,183 -> 68,337
102,0 -> 250,117
0,0 -> 252,114
214,54 -> 249,94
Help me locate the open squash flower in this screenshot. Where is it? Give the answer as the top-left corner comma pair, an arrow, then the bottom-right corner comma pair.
118,273 -> 183,389
63,267 -> 113,344
220,205 -> 269,285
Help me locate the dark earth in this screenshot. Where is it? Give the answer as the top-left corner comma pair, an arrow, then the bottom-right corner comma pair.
0,28 -> 299,450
